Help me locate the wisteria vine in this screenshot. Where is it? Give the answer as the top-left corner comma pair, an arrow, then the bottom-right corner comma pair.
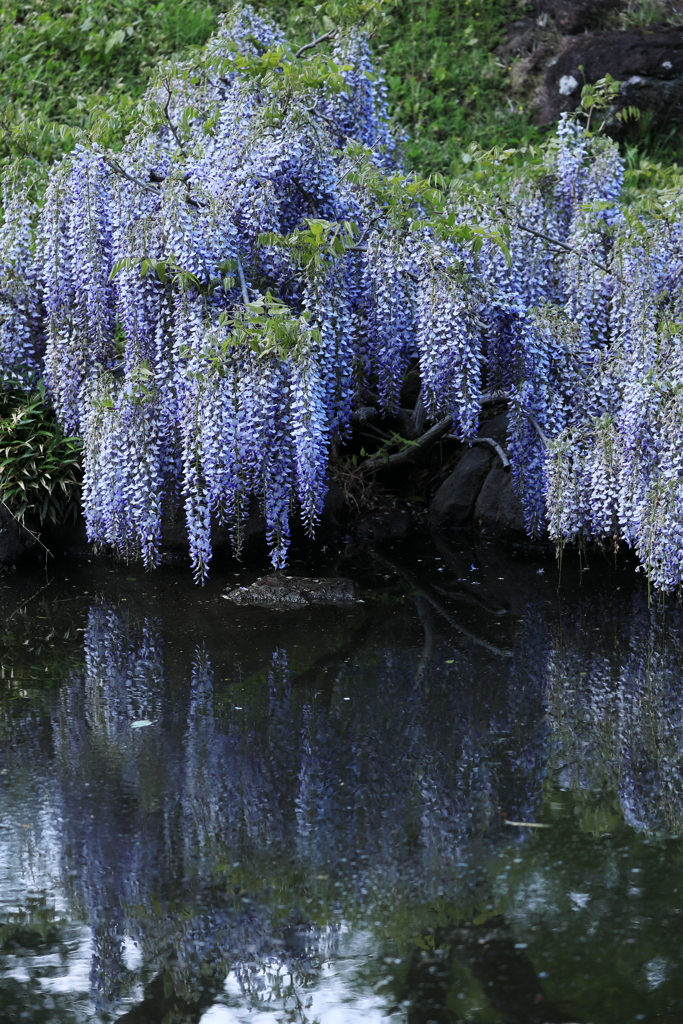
1,4 -> 683,585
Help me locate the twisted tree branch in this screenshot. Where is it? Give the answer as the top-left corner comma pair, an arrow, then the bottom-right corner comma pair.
359,415 -> 453,473
295,30 -> 335,59
470,435 -> 511,471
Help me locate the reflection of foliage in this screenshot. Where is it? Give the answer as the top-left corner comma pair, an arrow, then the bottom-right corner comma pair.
545,596 -> 683,833
9,567 -> 683,1019
0,588 -> 86,690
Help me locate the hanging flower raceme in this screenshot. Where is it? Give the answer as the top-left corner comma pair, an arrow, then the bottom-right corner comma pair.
40,149 -> 117,433
0,184 -> 43,384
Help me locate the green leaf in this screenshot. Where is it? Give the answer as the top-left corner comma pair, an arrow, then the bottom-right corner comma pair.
105,28 -> 127,55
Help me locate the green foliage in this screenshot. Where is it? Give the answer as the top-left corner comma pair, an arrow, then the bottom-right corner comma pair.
0,0 -> 227,166
211,293 -> 321,362
209,43 -> 354,102
575,71 -> 641,134
618,0 -> 680,28
0,0 -> 541,176
0,382 -> 82,526
260,218 -> 359,273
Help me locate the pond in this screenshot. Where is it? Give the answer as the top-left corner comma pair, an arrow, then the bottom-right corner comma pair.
1,534 -> 683,1023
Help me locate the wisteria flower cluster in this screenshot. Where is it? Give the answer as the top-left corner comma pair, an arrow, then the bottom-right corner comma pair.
1,4 -> 683,585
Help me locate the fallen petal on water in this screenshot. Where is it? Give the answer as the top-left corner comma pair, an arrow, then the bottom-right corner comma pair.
504,820 -> 550,828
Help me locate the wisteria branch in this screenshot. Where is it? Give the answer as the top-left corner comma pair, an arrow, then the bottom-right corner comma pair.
360,415 -> 453,473
103,157 -> 160,196
294,30 -> 335,59
469,436 -> 511,471
516,222 -> 614,277
162,84 -> 186,154
236,256 -> 250,305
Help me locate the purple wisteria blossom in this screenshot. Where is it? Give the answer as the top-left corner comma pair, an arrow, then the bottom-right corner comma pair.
2,5 -> 683,586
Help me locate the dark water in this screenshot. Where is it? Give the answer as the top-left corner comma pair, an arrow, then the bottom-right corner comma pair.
2,535 -> 683,1023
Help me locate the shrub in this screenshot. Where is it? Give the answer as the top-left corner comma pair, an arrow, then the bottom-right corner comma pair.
0,379 -> 82,528
2,4 -> 683,589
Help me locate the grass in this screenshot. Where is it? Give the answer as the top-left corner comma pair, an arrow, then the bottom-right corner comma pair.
0,0 -> 219,115
0,0 -> 228,164
372,0 -> 541,173
0,0 -> 541,173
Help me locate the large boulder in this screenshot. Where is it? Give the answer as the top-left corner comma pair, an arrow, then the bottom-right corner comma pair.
429,446 -> 493,530
224,574 -> 357,608
535,25 -> 683,134
428,414 -> 527,537
473,459 -> 527,537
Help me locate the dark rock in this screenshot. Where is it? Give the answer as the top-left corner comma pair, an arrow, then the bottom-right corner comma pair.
161,504 -> 267,557
532,0 -> 624,34
429,447 -> 493,530
224,574 -> 357,608
498,15 -> 561,67
316,479 -> 347,544
42,512 -> 90,561
479,413 -> 510,443
427,414 -> 510,531
498,17 -> 544,61
509,45 -> 558,94
474,461 -> 527,537
535,25 -> 683,136
351,405 -> 379,425
427,412 -> 530,539
160,480 -> 347,560
0,506 -> 39,566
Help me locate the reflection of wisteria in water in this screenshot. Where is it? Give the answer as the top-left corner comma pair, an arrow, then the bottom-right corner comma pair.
45,598 -> 550,1012
9,560 -> 683,1019
53,607 -> 172,1007
545,594 -> 683,833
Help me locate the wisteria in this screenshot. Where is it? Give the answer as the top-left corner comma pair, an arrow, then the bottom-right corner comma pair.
1,3 -> 683,584
0,183 -> 43,385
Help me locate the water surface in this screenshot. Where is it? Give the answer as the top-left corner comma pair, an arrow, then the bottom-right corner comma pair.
1,537 -> 682,1023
